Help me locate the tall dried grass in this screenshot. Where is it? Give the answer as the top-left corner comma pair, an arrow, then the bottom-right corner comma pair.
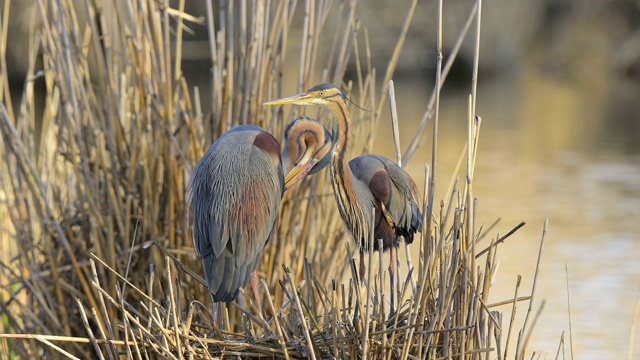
0,0 -> 546,358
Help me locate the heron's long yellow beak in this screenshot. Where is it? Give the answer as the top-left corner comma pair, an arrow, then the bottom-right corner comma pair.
284,159 -> 318,190
263,92 -> 313,106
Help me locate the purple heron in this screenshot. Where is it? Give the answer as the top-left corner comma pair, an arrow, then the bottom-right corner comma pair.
264,85 -> 423,315
188,124 -> 284,324
188,118 -> 336,324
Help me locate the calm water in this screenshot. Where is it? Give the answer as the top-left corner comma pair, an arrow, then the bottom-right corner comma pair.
373,66 -> 640,359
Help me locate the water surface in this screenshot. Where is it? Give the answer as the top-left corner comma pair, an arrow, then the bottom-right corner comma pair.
373,66 -> 640,359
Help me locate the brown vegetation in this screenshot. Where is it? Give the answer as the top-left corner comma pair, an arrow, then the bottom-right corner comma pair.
0,0 -> 544,358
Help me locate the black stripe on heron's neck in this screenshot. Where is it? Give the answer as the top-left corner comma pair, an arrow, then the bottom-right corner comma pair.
327,98 -> 351,177
327,97 -> 355,229
329,98 -> 351,153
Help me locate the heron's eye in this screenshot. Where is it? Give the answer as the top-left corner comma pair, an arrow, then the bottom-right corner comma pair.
319,91 -> 326,97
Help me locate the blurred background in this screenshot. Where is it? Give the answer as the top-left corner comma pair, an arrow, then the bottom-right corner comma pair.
367,1 -> 640,358
4,0 -> 640,358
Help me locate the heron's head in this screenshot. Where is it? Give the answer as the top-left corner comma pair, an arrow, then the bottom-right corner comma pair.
282,116 -> 333,189
263,83 -> 345,108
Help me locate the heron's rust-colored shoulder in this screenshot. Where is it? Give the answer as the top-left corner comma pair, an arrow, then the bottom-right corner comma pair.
368,170 -> 391,203
253,130 -> 281,157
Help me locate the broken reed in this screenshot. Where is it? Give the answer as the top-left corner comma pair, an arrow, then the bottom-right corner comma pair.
0,0 -> 543,359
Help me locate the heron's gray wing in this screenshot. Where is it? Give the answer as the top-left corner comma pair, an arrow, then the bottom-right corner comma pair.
225,144 -> 283,290
381,157 -> 422,242
350,155 -> 422,243
189,126 -> 283,302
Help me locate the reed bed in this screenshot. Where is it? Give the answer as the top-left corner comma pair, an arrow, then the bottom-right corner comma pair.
0,0 -> 546,358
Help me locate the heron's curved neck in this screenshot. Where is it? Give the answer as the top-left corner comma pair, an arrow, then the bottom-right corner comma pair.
327,98 -> 370,241
326,98 -> 353,186
328,99 -> 351,160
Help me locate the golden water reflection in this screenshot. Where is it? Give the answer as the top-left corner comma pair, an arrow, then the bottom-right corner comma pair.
373,66 -> 640,358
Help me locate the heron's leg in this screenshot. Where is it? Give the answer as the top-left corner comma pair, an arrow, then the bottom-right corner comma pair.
359,249 -> 366,284
249,271 -> 263,315
388,246 -> 397,319
212,302 -> 224,328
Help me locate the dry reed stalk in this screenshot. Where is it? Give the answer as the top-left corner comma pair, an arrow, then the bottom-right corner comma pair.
564,261 -> 575,360
628,287 -> 640,360
373,0 -> 418,124
516,218 -> 548,358
403,1 -> 480,164
0,0 -> 555,358
504,275 -> 522,359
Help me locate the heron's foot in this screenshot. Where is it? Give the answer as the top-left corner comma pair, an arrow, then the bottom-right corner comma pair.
386,312 -> 407,328
387,307 -> 397,324
385,308 -> 407,333
352,304 -> 361,329
209,320 -> 226,339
